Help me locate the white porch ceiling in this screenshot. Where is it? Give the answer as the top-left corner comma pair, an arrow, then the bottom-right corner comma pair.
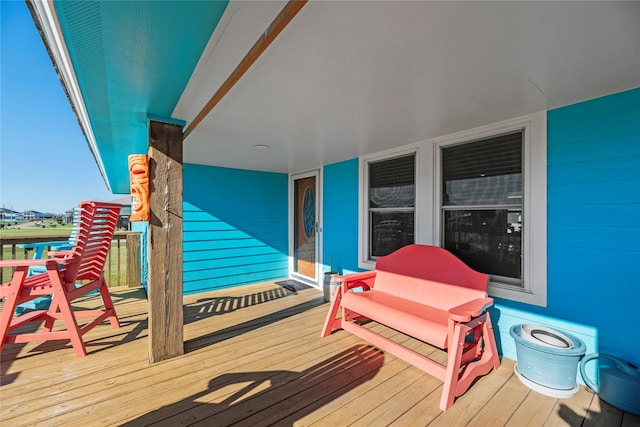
175,1 -> 640,174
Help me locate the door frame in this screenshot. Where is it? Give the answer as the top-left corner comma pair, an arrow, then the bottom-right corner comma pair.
288,168 -> 323,288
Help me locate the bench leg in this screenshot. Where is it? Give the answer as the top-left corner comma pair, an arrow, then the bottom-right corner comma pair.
441,314 -> 500,410
441,322 -> 467,411
320,286 -> 343,337
483,313 -> 501,371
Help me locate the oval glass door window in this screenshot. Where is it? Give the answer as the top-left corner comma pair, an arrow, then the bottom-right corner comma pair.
303,187 -> 315,237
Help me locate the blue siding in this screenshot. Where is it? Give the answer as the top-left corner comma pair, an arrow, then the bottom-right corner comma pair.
323,159 -> 361,275
497,87 -> 640,366
183,164 -> 288,295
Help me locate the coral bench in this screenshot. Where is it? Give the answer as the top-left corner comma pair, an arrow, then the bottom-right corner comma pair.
321,244 -> 500,410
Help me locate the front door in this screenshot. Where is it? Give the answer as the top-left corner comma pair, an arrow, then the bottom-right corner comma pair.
291,172 -> 320,285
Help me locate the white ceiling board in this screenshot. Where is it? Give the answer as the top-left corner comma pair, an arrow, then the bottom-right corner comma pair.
173,0 -> 288,123
181,1 -> 640,174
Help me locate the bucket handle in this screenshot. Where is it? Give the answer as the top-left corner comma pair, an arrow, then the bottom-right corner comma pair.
580,353 -> 633,393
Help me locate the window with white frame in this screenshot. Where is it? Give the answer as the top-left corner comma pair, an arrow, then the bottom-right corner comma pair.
441,131 -> 524,286
434,112 -> 547,306
359,112 -> 547,306
362,151 -> 416,263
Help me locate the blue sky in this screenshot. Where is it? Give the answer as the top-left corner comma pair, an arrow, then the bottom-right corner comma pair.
1,1 -> 118,214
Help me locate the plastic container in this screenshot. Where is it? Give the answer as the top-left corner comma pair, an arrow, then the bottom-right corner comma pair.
520,324 -> 574,349
580,353 -> 640,415
510,324 -> 585,396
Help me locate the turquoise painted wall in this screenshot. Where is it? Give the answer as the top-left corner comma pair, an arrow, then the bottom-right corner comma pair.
496,87 -> 640,367
323,159 -> 360,275
182,164 -> 288,295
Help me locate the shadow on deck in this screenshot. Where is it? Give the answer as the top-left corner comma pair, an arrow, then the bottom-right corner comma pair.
1,282 -> 638,426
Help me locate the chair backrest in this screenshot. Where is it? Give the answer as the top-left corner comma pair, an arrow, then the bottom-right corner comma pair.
60,201 -> 121,284
374,244 -> 488,311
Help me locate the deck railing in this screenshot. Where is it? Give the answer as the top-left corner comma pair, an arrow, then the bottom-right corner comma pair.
0,232 -> 141,288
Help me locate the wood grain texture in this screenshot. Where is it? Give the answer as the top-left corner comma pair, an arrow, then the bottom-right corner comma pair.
126,232 -> 141,288
0,283 -> 635,426
148,120 -> 184,362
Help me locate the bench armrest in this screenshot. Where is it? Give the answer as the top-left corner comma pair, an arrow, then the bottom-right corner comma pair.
336,271 -> 377,291
448,297 -> 494,323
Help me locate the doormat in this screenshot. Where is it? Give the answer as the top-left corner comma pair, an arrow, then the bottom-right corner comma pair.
275,279 -> 313,293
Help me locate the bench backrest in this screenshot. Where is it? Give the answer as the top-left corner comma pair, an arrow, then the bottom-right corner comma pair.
374,245 -> 488,311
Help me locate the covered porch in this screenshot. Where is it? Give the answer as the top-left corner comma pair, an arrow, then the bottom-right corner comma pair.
10,0 -> 639,422
1,284 -> 635,426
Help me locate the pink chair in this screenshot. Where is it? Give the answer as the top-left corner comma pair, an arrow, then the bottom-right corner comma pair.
0,201 -> 122,356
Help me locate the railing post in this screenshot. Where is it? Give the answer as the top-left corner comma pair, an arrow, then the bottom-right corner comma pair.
126,232 -> 141,288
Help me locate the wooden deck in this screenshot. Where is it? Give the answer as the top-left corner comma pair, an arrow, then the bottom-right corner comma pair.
1,281 -> 638,426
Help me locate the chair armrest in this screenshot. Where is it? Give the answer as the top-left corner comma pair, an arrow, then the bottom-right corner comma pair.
0,259 -> 60,268
336,271 -> 377,291
50,243 -> 74,251
20,240 -> 68,259
448,297 -> 494,323
47,250 -> 74,258
20,240 -> 69,250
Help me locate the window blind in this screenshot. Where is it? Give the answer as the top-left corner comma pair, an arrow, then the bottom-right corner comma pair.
369,154 -> 415,208
443,132 -> 522,206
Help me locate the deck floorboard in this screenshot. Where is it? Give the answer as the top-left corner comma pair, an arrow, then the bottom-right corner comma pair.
1,282 -> 636,426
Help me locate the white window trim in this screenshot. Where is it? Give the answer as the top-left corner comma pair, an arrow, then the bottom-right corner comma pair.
358,112 -> 547,306
358,144 -> 419,270
433,112 -> 547,306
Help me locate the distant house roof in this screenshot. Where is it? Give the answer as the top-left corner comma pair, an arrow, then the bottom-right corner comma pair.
1,208 -> 20,220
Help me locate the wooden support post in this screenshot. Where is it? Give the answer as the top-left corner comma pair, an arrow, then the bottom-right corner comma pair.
126,232 -> 141,288
148,120 -> 184,363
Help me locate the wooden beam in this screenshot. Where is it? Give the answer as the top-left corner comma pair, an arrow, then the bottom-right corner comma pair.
147,120 -> 184,363
183,0 -> 308,139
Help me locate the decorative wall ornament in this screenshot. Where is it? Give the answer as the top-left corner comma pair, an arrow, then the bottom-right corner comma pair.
128,154 -> 149,221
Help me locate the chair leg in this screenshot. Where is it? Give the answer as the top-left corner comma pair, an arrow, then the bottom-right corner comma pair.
0,267 -> 29,353
98,276 -> 120,328
43,299 -> 59,332
49,272 -> 86,357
